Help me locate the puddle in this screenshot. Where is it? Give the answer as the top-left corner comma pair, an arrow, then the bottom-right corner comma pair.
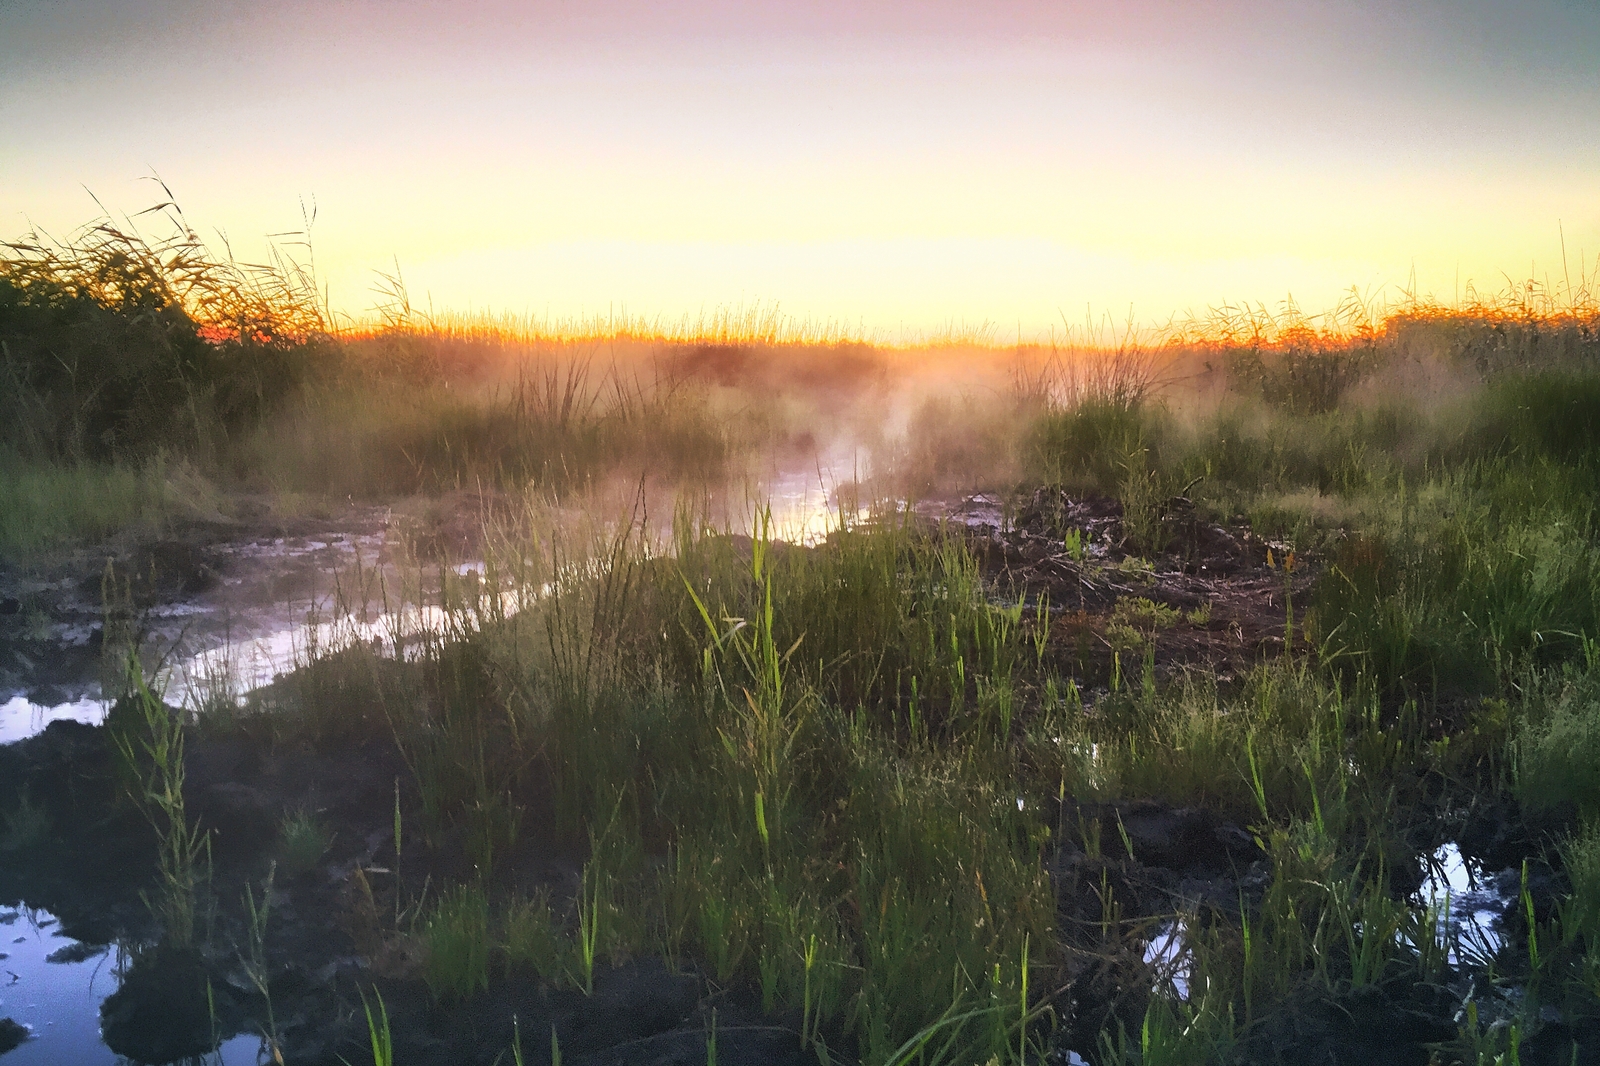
762,461 -> 871,546
1417,843 -> 1509,966
0,695 -> 105,746
1143,919 -> 1192,1001
2,472 -> 886,750
0,906 -> 260,1065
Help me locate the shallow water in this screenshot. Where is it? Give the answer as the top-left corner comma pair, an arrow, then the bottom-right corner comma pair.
0,475 -> 953,1060
3,468 -> 881,750
0,906 -> 260,1065
0,695 -> 104,746
1142,919 -> 1192,1000
1418,842 -> 1509,965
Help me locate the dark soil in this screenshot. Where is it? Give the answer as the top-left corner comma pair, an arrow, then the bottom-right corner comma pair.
0,702 -> 826,1065
964,487 -> 1319,687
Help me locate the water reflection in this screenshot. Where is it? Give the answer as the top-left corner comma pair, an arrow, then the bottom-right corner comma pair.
1418,843 -> 1508,966
0,906 -> 263,1065
0,695 -> 105,746
1143,919 -> 1192,1001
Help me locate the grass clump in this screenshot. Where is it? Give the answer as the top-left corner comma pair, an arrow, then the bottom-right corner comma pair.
423,882 -> 492,1001
108,660 -> 209,950
1561,822 -> 1600,944
501,890 -> 565,981
277,808 -> 332,876
1516,645 -> 1600,818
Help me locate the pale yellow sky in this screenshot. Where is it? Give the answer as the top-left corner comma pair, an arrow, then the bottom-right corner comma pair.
4,1 -> 1597,336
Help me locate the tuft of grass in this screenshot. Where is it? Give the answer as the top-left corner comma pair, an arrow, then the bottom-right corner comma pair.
350,988 -> 393,1066
278,808 -> 332,876
423,882 -> 492,1001
1560,821 -> 1600,944
110,657 -> 209,949
502,890 -> 565,981
1516,648 -> 1600,818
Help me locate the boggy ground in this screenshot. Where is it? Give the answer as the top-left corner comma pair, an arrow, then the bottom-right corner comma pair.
0,490 -> 502,711
0,702 -> 836,1064
1,485 -> 1590,1066
966,487 -> 1319,684
0,501 -> 384,706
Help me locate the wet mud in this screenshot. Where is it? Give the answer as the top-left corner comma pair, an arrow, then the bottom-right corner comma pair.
0,501 -> 396,711
958,487 -> 1320,687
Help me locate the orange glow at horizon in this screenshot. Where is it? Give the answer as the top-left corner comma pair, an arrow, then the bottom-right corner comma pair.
3,0 -> 1598,336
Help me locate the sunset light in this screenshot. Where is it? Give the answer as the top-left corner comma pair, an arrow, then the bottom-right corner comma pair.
5,4 -> 1600,1064
6,1 -> 1597,333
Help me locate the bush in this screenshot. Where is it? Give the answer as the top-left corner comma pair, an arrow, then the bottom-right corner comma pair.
1,210 -> 328,463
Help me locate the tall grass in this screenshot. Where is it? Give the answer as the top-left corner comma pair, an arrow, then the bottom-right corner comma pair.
271,504 -> 1056,1061
23,194 -> 1600,1059
0,450 -> 224,556
109,659 -> 210,949
1,199 -> 329,465
257,306 -> 1600,1059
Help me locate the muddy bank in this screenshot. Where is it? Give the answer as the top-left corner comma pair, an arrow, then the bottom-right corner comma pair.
0,500 -> 399,708
0,705 -> 821,1064
948,487 -> 1319,686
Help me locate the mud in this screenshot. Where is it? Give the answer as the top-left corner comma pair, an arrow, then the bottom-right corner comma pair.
0,705 -> 834,1064
953,487 -> 1318,688
0,500 -> 397,712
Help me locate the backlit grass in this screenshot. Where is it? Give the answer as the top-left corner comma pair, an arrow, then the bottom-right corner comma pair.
17,200 -> 1600,1063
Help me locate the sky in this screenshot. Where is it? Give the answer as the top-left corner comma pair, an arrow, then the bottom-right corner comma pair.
2,0 -> 1598,337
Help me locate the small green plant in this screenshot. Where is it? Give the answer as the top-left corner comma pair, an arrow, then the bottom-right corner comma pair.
1063,527 -> 1085,562
575,861 -> 605,995
1107,596 -> 1181,656
242,862 -> 281,1057
502,890 -> 565,980
112,657 -> 209,949
278,808 -> 332,876
1114,555 -> 1157,583
509,1015 -> 529,1066
343,988 -> 393,1066
423,882 -> 491,1000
